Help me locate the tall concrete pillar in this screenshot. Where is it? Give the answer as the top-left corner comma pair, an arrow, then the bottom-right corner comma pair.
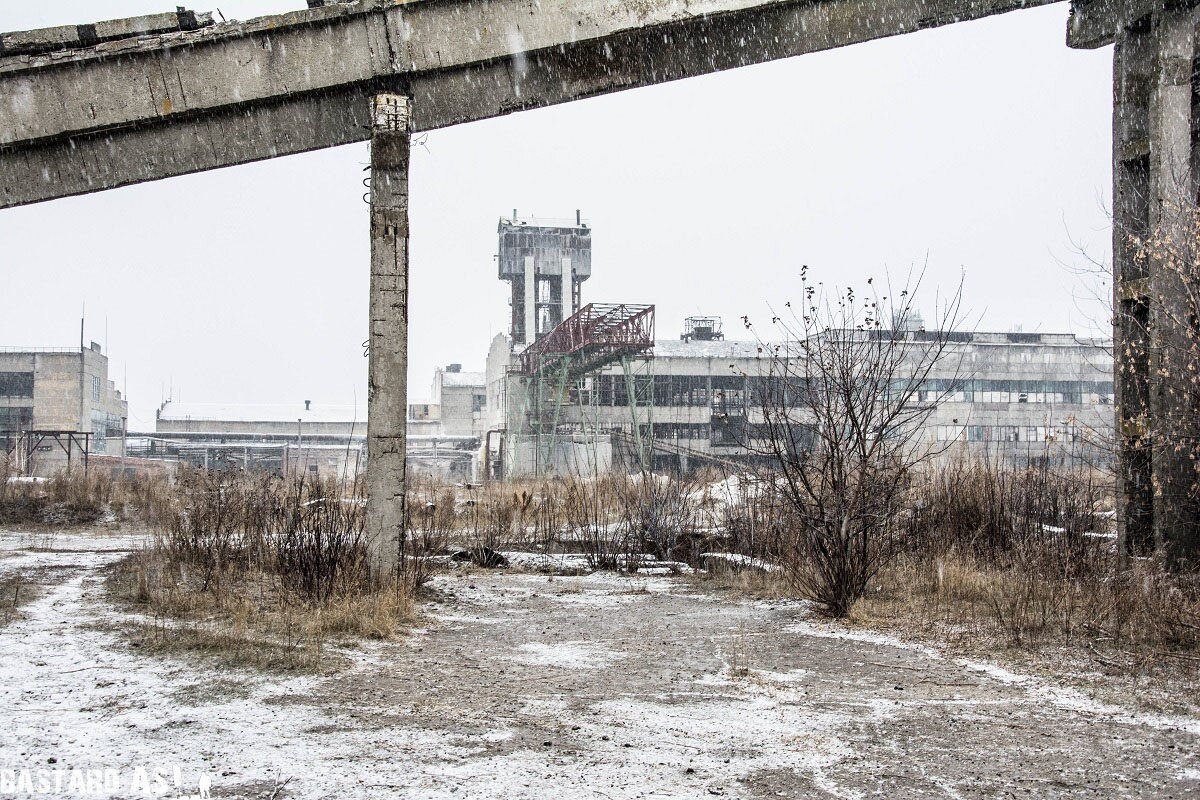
1113,8 -> 1200,566
1112,18 -> 1155,557
524,255 -> 537,343
559,257 -> 572,323
366,93 -> 411,576
1148,8 -> 1200,567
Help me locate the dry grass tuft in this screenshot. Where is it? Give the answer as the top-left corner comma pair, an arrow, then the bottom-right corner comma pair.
0,573 -> 40,626
843,459 -> 1200,679
859,549 -> 1200,656
0,458 -> 175,527
693,562 -> 792,600
107,547 -> 413,673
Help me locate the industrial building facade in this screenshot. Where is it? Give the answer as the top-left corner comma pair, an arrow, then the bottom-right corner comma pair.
124,213 -> 1113,482
480,215 -> 1114,477
484,324 -> 1114,476
145,365 -> 487,480
0,342 -> 128,473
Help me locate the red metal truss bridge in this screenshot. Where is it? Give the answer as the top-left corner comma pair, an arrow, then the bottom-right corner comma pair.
519,304 -> 655,378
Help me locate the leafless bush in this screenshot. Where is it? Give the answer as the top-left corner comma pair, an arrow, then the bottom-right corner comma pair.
744,269 -> 965,616
613,471 -> 703,564
157,469 -> 372,604
404,477 -> 458,587
272,480 -> 368,603
563,474 -> 628,570
107,470 -> 408,671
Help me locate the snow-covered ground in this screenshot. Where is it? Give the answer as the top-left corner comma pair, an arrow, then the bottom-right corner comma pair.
1,527 -> 1198,799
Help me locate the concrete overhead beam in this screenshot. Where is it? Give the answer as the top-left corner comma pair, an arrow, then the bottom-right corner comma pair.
0,9 -> 214,57
1066,0 -> 1162,48
0,0 -> 1061,208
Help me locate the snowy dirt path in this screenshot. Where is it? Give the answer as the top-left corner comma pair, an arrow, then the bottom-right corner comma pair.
2,528 -> 1198,799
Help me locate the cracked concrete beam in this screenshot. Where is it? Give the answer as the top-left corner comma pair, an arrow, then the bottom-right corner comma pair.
0,9 -> 214,57
0,0 -> 1061,208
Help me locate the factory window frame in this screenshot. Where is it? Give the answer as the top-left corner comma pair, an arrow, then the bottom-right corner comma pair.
0,406 -> 33,431
90,375 -> 101,402
654,423 -> 708,440
613,376 -> 628,407
749,376 -> 786,408
90,410 -> 108,452
654,375 -> 672,406
0,372 -> 34,398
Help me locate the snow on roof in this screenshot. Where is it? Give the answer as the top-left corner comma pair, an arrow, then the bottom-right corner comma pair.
158,401 -> 362,424
651,339 -> 767,360
439,371 -> 485,388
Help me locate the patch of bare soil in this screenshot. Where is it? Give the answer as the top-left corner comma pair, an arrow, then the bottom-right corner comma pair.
2,529 -> 1198,799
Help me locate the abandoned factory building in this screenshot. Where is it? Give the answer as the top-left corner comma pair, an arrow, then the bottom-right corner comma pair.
478,214 -> 1114,478
483,318 -> 1114,478
145,366 -> 487,480
123,212 -> 1112,482
0,342 -> 128,474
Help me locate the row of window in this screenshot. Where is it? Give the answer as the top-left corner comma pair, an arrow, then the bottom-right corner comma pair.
0,372 -> 106,402
617,420 -> 1092,448
931,392 -> 1112,405
587,375 -> 781,408
919,380 -> 1113,405
631,420 -> 816,449
646,423 -> 711,440
581,375 -> 1116,409
934,425 -> 1086,443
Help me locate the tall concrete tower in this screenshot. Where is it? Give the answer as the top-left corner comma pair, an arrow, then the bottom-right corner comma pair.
497,211 -> 592,347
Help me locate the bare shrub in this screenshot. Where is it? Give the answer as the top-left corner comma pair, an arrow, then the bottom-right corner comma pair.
404,477 -> 458,587
613,471 -> 702,565
744,270 -> 964,616
564,474 -> 629,570
159,470 -> 372,603
272,480 -> 368,603
107,471 -> 410,671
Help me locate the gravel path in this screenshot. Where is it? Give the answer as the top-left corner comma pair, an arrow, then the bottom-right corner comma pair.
1,529 -> 1197,799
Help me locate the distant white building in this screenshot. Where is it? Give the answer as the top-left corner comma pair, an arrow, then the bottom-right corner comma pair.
147,384 -> 487,481
429,365 -> 486,437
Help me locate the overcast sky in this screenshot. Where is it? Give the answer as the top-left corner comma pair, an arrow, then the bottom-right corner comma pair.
0,1 -> 1113,430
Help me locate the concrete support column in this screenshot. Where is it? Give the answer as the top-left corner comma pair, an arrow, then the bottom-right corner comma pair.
1112,19 -> 1155,557
559,257 -> 572,324
366,93 -> 412,576
524,255 -> 537,344
1114,7 -> 1200,566
1148,8 -> 1200,566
